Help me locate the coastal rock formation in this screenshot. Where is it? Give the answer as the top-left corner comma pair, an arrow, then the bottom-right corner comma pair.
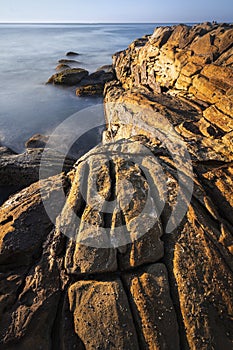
25,134 -> 49,149
76,83 -> 104,96
1,137 -> 232,349
47,64 -> 115,93
0,147 -> 75,188
55,63 -> 71,71
76,69 -> 115,96
0,22 -> 233,350
47,68 -> 88,85
58,59 -> 80,64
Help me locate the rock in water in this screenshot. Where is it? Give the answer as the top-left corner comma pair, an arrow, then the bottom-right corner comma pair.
76,83 -> 104,96
76,70 -> 115,96
58,59 -> 80,64
55,63 -> 71,71
47,68 -> 88,85
0,22 -> 233,350
25,133 -> 49,149
66,51 -> 80,56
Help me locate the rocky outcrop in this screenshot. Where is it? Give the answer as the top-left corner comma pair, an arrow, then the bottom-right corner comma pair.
47,68 -> 88,85
102,21 -> 233,350
75,69 -> 115,96
1,136 -> 232,349
55,63 -> 71,71
0,147 -> 75,188
76,83 -> 104,96
47,65 -> 115,94
0,22 -> 233,349
25,134 -> 49,149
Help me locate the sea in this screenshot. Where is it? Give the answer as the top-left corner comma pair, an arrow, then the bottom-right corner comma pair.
0,23 -> 173,153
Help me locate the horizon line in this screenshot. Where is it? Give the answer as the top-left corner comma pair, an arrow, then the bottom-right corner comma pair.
0,21 -> 214,24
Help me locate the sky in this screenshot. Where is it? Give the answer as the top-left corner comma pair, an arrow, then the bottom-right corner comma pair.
0,0 -> 232,23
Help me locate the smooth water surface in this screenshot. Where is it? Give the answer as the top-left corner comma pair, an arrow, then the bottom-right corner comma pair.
0,23 -> 163,152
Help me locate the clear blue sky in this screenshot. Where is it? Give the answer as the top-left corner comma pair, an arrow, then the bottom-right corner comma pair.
0,0 -> 232,23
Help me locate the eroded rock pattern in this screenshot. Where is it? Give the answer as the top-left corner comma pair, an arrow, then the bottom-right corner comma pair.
0,22 -> 233,349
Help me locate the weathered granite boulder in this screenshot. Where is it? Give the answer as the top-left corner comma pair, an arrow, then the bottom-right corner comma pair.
0,22 -> 233,350
47,68 -> 88,85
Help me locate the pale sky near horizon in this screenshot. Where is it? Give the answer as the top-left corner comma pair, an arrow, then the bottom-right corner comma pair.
0,0 -> 232,23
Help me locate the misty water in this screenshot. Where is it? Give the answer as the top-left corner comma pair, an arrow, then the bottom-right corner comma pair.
0,23 -> 163,153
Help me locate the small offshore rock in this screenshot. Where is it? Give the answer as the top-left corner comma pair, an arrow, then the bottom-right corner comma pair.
66,51 -> 80,56
58,59 -> 80,64
56,63 -> 71,71
47,68 -> 89,85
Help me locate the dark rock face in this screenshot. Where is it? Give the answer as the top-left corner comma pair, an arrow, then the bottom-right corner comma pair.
0,148 -> 75,188
66,51 -> 80,56
0,23 -> 233,350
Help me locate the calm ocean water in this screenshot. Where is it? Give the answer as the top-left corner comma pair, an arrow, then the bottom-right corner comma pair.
0,23 -> 172,152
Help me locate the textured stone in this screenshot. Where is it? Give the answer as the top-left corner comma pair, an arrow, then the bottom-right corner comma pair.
25,134 -> 49,149
0,174 -> 66,267
76,83 -> 104,96
47,68 -> 88,85
123,264 -> 180,350
68,279 -> 139,350
203,105 -> 233,132
59,142 -> 164,275
0,231 -> 61,350
0,148 -> 74,187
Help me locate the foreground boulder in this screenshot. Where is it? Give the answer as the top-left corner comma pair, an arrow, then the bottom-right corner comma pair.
0,136 -> 232,349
